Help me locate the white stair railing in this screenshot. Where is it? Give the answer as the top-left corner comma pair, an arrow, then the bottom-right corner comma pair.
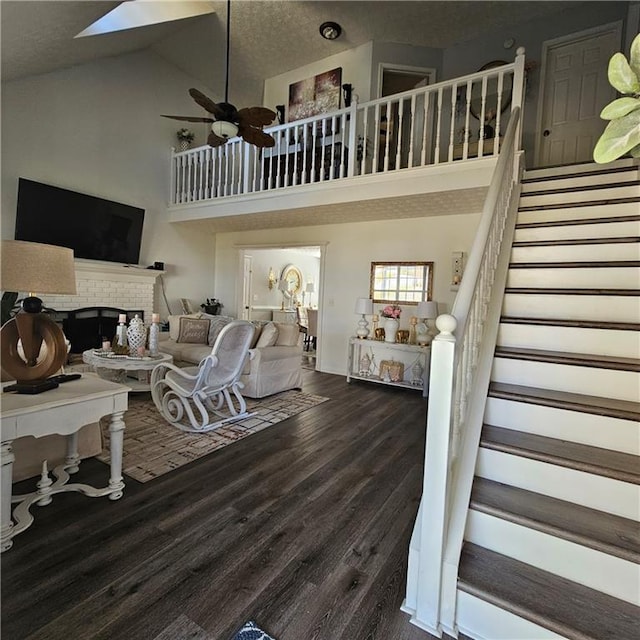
169,49 -> 526,205
403,69 -> 525,634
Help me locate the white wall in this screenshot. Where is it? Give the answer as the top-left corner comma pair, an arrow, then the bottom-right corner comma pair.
1,49 -> 215,320
213,212 -> 481,376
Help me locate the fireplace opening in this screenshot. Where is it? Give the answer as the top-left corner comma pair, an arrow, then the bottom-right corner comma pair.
50,307 -> 144,353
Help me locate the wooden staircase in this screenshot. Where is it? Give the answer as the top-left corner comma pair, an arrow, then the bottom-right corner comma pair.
455,159 -> 640,639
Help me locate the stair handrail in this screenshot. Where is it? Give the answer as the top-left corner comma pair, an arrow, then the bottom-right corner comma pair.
406,102 -> 523,634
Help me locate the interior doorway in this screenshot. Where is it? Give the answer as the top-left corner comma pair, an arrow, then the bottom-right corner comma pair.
534,21 -> 622,167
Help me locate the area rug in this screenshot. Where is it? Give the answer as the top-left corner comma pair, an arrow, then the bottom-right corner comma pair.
97,390 -> 328,483
232,620 -> 276,640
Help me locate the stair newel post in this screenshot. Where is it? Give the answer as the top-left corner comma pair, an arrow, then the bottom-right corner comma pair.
408,313 -> 458,634
511,47 -> 526,152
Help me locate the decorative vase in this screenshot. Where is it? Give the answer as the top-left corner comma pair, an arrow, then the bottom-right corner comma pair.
178,140 -> 190,152
126,314 -> 146,356
148,320 -> 159,356
383,317 -> 399,343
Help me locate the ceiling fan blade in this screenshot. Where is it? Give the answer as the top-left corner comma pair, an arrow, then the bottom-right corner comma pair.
189,88 -> 224,118
207,131 -> 227,147
238,125 -> 276,148
237,107 -> 277,127
161,115 -> 214,123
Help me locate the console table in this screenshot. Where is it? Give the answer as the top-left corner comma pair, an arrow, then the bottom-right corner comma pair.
1,374 -> 129,552
346,337 -> 431,397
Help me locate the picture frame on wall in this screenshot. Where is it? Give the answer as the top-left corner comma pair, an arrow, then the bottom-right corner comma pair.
288,67 -> 342,122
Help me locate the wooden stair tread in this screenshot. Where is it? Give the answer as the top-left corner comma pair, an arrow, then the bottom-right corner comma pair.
509,260 -> 640,268
505,287 -> 640,296
458,543 -> 640,640
521,181 -> 640,197
494,346 -> 640,372
488,381 -> 639,421
500,316 -> 640,331
481,424 -> 640,484
522,165 -> 639,183
513,236 -> 640,247
470,478 -> 640,563
518,197 -> 640,212
516,214 -> 640,229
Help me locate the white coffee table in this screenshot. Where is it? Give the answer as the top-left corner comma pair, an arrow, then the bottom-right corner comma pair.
82,350 -> 173,392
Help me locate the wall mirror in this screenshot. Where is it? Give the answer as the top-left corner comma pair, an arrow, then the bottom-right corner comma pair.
280,264 -> 303,296
469,60 -> 512,122
370,261 -> 433,304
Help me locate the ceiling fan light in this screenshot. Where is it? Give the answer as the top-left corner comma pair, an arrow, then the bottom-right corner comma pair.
211,120 -> 239,139
319,21 -> 341,40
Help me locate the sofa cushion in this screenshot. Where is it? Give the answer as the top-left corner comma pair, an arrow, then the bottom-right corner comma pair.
176,317 -> 210,344
274,322 -> 300,346
255,322 -> 278,347
168,313 -> 201,341
200,314 -> 235,346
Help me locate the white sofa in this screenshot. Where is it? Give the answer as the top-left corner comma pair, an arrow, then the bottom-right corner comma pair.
157,314 -> 303,398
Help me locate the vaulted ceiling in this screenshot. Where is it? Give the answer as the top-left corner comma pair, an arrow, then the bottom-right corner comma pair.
2,0 -> 589,107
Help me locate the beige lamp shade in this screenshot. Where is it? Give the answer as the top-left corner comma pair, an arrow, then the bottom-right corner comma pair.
354,298 -> 373,315
1,240 -> 77,295
417,301 -> 438,319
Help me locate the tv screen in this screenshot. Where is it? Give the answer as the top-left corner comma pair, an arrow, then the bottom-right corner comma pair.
15,178 -> 145,265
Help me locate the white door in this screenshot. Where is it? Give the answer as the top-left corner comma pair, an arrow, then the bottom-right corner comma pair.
241,255 -> 252,320
536,22 -> 622,167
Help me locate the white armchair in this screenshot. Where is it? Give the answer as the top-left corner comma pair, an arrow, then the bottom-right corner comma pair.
150,320 -> 255,432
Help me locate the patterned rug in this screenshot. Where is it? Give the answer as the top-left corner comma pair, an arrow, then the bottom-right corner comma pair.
97,390 -> 328,483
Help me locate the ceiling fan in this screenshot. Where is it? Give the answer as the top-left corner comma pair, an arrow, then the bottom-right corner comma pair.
161,0 -> 276,148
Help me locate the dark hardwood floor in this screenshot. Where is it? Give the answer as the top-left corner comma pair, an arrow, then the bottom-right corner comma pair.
1,370 -> 437,640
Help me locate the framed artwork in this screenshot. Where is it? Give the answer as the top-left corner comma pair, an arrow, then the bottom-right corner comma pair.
288,67 -> 342,122
369,261 -> 434,304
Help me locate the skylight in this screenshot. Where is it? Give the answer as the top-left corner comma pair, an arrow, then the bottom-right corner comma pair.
75,0 -> 215,38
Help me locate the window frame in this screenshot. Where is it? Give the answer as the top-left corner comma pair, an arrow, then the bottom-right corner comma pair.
369,261 -> 434,305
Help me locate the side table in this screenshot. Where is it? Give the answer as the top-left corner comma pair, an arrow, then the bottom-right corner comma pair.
1,374 -> 129,552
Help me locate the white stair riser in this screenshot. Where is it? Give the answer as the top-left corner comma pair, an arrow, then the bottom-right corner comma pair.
515,220 -> 640,242
466,511 -> 639,605
502,294 -> 640,323
497,323 -> 639,358
476,448 -> 640,519
522,170 -> 640,192
524,158 -> 639,181
519,184 -> 640,208
456,591 -> 567,640
517,200 -> 640,224
484,398 -> 640,455
506,267 -> 639,289
511,243 -> 640,263
491,358 -> 639,402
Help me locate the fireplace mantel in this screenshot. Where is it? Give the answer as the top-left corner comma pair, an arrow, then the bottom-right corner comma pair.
74,259 -> 165,283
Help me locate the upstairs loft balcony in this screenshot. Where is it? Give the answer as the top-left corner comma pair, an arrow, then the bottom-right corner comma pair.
168,51 -> 525,231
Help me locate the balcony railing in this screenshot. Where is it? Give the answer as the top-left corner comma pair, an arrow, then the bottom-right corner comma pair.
170,48 -> 525,206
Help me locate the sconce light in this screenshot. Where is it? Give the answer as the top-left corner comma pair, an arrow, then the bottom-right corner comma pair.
342,83 -> 353,107
268,267 -> 277,290
319,21 -> 342,40
275,105 -> 285,125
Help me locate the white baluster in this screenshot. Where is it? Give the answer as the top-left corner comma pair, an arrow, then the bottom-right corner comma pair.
448,83 -> 458,162
434,87 -> 443,164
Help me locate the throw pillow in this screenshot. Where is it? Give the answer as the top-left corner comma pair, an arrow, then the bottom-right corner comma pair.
168,313 -> 201,341
255,322 -> 279,348
176,317 -> 210,344
274,322 -> 300,346
200,314 -> 235,346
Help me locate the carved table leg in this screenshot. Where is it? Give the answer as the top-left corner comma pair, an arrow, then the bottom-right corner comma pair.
107,411 -> 125,500
1,442 -> 15,552
65,431 -> 80,474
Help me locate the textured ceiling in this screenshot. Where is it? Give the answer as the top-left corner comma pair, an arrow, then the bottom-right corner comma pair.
3,1 -> 588,99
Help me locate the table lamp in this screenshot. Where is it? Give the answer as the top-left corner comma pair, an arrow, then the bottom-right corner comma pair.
1,240 -> 77,393
354,297 -> 373,339
416,301 -> 438,345
305,282 -> 315,307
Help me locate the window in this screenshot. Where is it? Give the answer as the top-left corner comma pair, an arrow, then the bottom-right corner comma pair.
369,262 -> 433,304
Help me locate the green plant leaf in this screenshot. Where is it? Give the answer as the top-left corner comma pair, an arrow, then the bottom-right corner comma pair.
593,108 -> 640,163
629,143 -> 640,158
608,52 -> 640,94
600,97 -> 640,119
630,33 -> 640,80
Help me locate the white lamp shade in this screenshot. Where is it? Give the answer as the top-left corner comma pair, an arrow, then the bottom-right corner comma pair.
354,297 -> 373,315
1,240 -> 77,295
417,301 -> 438,319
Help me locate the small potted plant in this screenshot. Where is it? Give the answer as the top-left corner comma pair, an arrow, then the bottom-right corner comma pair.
176,128 -> 195,152
201,298 -> 223,315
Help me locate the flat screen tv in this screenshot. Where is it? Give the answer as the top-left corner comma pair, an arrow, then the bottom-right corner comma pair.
15,178 -> 145,265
